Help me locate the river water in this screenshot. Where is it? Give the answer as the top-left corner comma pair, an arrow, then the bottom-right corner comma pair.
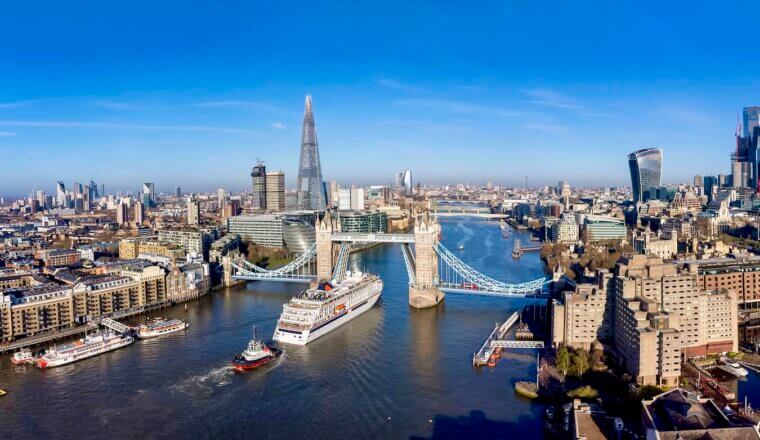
5,218 -> 754,439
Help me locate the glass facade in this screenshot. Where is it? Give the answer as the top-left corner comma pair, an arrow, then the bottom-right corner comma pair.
628,148 -> 663,204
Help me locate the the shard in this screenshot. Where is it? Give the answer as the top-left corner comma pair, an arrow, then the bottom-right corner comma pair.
296,94 -> 326,211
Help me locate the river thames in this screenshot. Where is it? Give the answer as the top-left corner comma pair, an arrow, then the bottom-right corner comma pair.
5,217 -> 754,439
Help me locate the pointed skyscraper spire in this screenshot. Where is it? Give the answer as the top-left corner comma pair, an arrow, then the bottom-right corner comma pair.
296,94 -> 326,211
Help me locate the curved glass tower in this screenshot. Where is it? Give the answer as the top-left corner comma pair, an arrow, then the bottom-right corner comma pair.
296,95 -> 326,211
628,148 -> 662,204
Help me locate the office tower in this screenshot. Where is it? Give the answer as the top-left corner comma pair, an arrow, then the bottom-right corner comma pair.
56,181 -> 66,207
703,176 -> 717,201
328,181 -> 339,207
90,180 -> 99,199
693,175 -> 703,187
395,172 -> 404,190
718,174 -> 728,187
732,161 -> 752,188
100,184 -> 105,198
74,194 -> 84,213
142,182 -> 155,207
35,190 -> 45,208
338,188 -> 351,211
117,200 -> 129,226
350,186 -> 365,210
251,162 -> 267,210
296,95 -> 326,211
628,148 -> 663,204
266,171 -> 286,212
401,169 -> 413,196
134,200 -> 145,226
743,106 -> 760,138
82,191 -> 90,211
175,186 -> 181,198
187,199 -> 200,225
217,188 -> 226,209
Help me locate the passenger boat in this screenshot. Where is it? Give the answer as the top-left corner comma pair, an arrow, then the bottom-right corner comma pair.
231,327 -> 281,372
273,271 -> 383,345
11,348 -> 34,365
719,360 -> 749,377
136,318 -> 189,339
36,330 -> 134,369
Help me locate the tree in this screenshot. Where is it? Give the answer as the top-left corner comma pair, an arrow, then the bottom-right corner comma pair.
556,346 -> 570,376
569,350 -> 590,377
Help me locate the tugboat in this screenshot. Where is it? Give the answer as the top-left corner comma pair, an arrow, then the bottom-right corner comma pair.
11,348 -> 34,365
231,327 -> 281,372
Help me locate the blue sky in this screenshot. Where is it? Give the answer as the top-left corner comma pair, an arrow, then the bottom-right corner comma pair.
2,1 -> 760,196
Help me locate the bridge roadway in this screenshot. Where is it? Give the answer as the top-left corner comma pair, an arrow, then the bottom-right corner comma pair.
330,232 -> 414,243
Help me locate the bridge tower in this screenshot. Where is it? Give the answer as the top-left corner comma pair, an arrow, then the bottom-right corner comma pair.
316,211 -> 335,280
409,211 -> 445,309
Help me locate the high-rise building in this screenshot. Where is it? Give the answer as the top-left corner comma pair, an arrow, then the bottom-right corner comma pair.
187,199 -> 200,225
743,106 -> 760,138
134,200 -> 145,226
56,181 -> 66,207
350,186 -> 365,211
217,188 -> 226,210
117,200 -> 129,226
628,148 -> 663,204
90,180 -> 99,199
296,95 -> 326,211
328,181 -> 339,208
143,182 -> 155,208
338,188 -> 351,211
401,169 -> 413,196
251,162 -> 267,210
266,171 -> 285,212
175,186 -> 181,198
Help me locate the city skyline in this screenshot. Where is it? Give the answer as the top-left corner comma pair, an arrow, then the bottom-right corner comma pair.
3,2 -> 760,195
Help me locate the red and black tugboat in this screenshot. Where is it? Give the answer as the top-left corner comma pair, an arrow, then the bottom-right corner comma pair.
231,327 -> 281,372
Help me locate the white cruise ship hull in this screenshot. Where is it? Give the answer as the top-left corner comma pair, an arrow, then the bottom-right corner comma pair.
273,289 -> 381,346
38,336 -> 135,368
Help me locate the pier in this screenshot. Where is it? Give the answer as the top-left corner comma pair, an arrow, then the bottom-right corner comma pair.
0,301 -> 171,354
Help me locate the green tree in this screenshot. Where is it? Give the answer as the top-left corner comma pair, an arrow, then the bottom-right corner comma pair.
569,350 -> 590,377
556,346 -> 570,376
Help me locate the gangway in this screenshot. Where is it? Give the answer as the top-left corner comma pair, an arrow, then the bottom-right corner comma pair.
473,311 -> 519,366
100,317 -> 131,334
491,340 -> 544,349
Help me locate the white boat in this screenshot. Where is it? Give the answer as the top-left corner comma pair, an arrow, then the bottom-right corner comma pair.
11,348 -> 34,365
719,361 -> 749,377
273,271 -> 383,345
136,318 -> 189,339
36,331 -> 134,369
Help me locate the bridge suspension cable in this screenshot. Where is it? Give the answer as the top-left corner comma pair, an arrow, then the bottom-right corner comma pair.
230,242 -> 317,282
434,243 -> 548,296
332,242 -> 351,283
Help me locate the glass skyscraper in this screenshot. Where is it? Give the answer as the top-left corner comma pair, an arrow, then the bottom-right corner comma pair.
251,162 -> 267,210
743,106 -> 760,138
628,148 -> 663,204
296,95 -> 326,211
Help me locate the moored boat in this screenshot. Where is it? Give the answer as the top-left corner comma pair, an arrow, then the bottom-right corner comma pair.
232,327 -> 281,372
36,330 -> 134,369
11,348 -> 34,365
136,318 -> 190,339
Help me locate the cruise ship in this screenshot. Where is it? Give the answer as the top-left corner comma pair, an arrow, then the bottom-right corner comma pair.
273,271 -> 383,345
36,331 -> 134,369
136,318 -> 189,339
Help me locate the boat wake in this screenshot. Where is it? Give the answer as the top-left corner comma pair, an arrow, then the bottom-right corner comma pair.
172,365 -> 235,397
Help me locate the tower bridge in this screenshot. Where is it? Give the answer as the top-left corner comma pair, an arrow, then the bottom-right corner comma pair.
228,211 -> 549,308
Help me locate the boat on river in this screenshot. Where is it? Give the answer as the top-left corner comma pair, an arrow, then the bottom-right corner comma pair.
232,327 -> 281,372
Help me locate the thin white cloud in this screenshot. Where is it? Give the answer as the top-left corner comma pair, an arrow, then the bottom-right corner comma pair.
523,122 -> 568,132
377,79 -> 425,93
0,120 -> 251,134
0,99 -> 43,109
0,131 -> 16,136
394,98 -> 529,118
270,122 -> 286,129
92,100 -> 142,110
194,100 -> 281,112
520,88 -> 582,110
